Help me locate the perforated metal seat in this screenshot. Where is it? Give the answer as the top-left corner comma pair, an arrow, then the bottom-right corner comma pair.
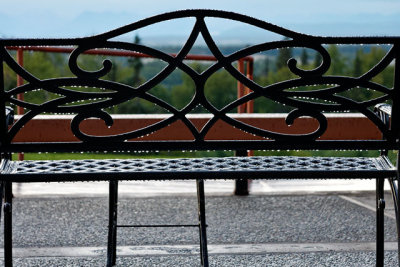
1,156 -> 395,182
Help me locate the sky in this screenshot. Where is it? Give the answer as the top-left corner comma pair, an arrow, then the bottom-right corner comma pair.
0,0 -> 399,42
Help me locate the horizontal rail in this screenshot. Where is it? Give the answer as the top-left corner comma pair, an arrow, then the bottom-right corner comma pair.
116,224 -> 199,228
10,113 -> 381,143
5,46 -> 253,62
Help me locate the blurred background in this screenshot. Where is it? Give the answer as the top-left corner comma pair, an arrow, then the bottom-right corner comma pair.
1,0 -> 399,38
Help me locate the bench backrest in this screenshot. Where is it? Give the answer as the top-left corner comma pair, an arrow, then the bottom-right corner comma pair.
1,10 -> 400,153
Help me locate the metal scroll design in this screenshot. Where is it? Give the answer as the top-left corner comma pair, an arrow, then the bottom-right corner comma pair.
2,10 -> 395,143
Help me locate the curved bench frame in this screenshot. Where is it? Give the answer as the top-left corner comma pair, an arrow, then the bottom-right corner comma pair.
1,9 -> 400,267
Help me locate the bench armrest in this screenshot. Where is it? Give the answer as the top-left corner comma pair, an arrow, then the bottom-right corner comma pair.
5,107 -> 14,127
1,107 -> 14,159
375,103 -> 391,117
374,104 -> 392,156
374,104 -> 391,127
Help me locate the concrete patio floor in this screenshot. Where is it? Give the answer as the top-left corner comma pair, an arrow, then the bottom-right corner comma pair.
0,180 -> 398,266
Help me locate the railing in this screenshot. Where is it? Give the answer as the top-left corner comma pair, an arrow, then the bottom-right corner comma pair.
12,113 -> 381,142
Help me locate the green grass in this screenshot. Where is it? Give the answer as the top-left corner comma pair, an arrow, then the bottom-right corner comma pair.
12,150 -> 233,161
13,153 -> 138,161
13,149 -> 395,162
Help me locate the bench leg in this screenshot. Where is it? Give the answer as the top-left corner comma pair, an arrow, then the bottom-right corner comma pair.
234,150 -> 249,196
0,182 -> 4,265
196,179 -> 209,267
376,178 -> 385,267
0,182 -> 3,225
4,182 -> 12,267
389,177 -> 400,266
107,180 -> 118,267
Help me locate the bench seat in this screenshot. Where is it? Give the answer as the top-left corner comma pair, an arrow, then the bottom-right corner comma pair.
1,156 -> 396,182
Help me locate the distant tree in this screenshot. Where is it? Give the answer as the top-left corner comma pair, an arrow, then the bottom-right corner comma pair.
148,84 -> 171,106
107,61 -> 118,81
365,47 -> 391,86
254,65 -> 296,113
300,49 -> 309,66
171,85 -> 195,110
365,47 -> 387,69
263,57 -> 271,76
327,45 -> 347,75
24,52 -> 63,103
353,49 -> 363,77
127,34 -> 143,87
171,72 -> 196,110
3,63 -> 17,92
204,70 -> 236,110
313,52 -> 323,68
189,62 -> 204,74
276,38 -> 292,70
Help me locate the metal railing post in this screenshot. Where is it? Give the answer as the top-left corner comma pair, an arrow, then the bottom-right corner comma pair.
234,58 -> 253,195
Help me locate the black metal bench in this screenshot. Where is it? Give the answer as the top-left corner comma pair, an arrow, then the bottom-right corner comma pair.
1,9 -> 399,267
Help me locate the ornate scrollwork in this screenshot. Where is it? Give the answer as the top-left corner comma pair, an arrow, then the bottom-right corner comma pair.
1,9 -> 396,143
69,45 -> 113,79
287,45 -> 331,77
